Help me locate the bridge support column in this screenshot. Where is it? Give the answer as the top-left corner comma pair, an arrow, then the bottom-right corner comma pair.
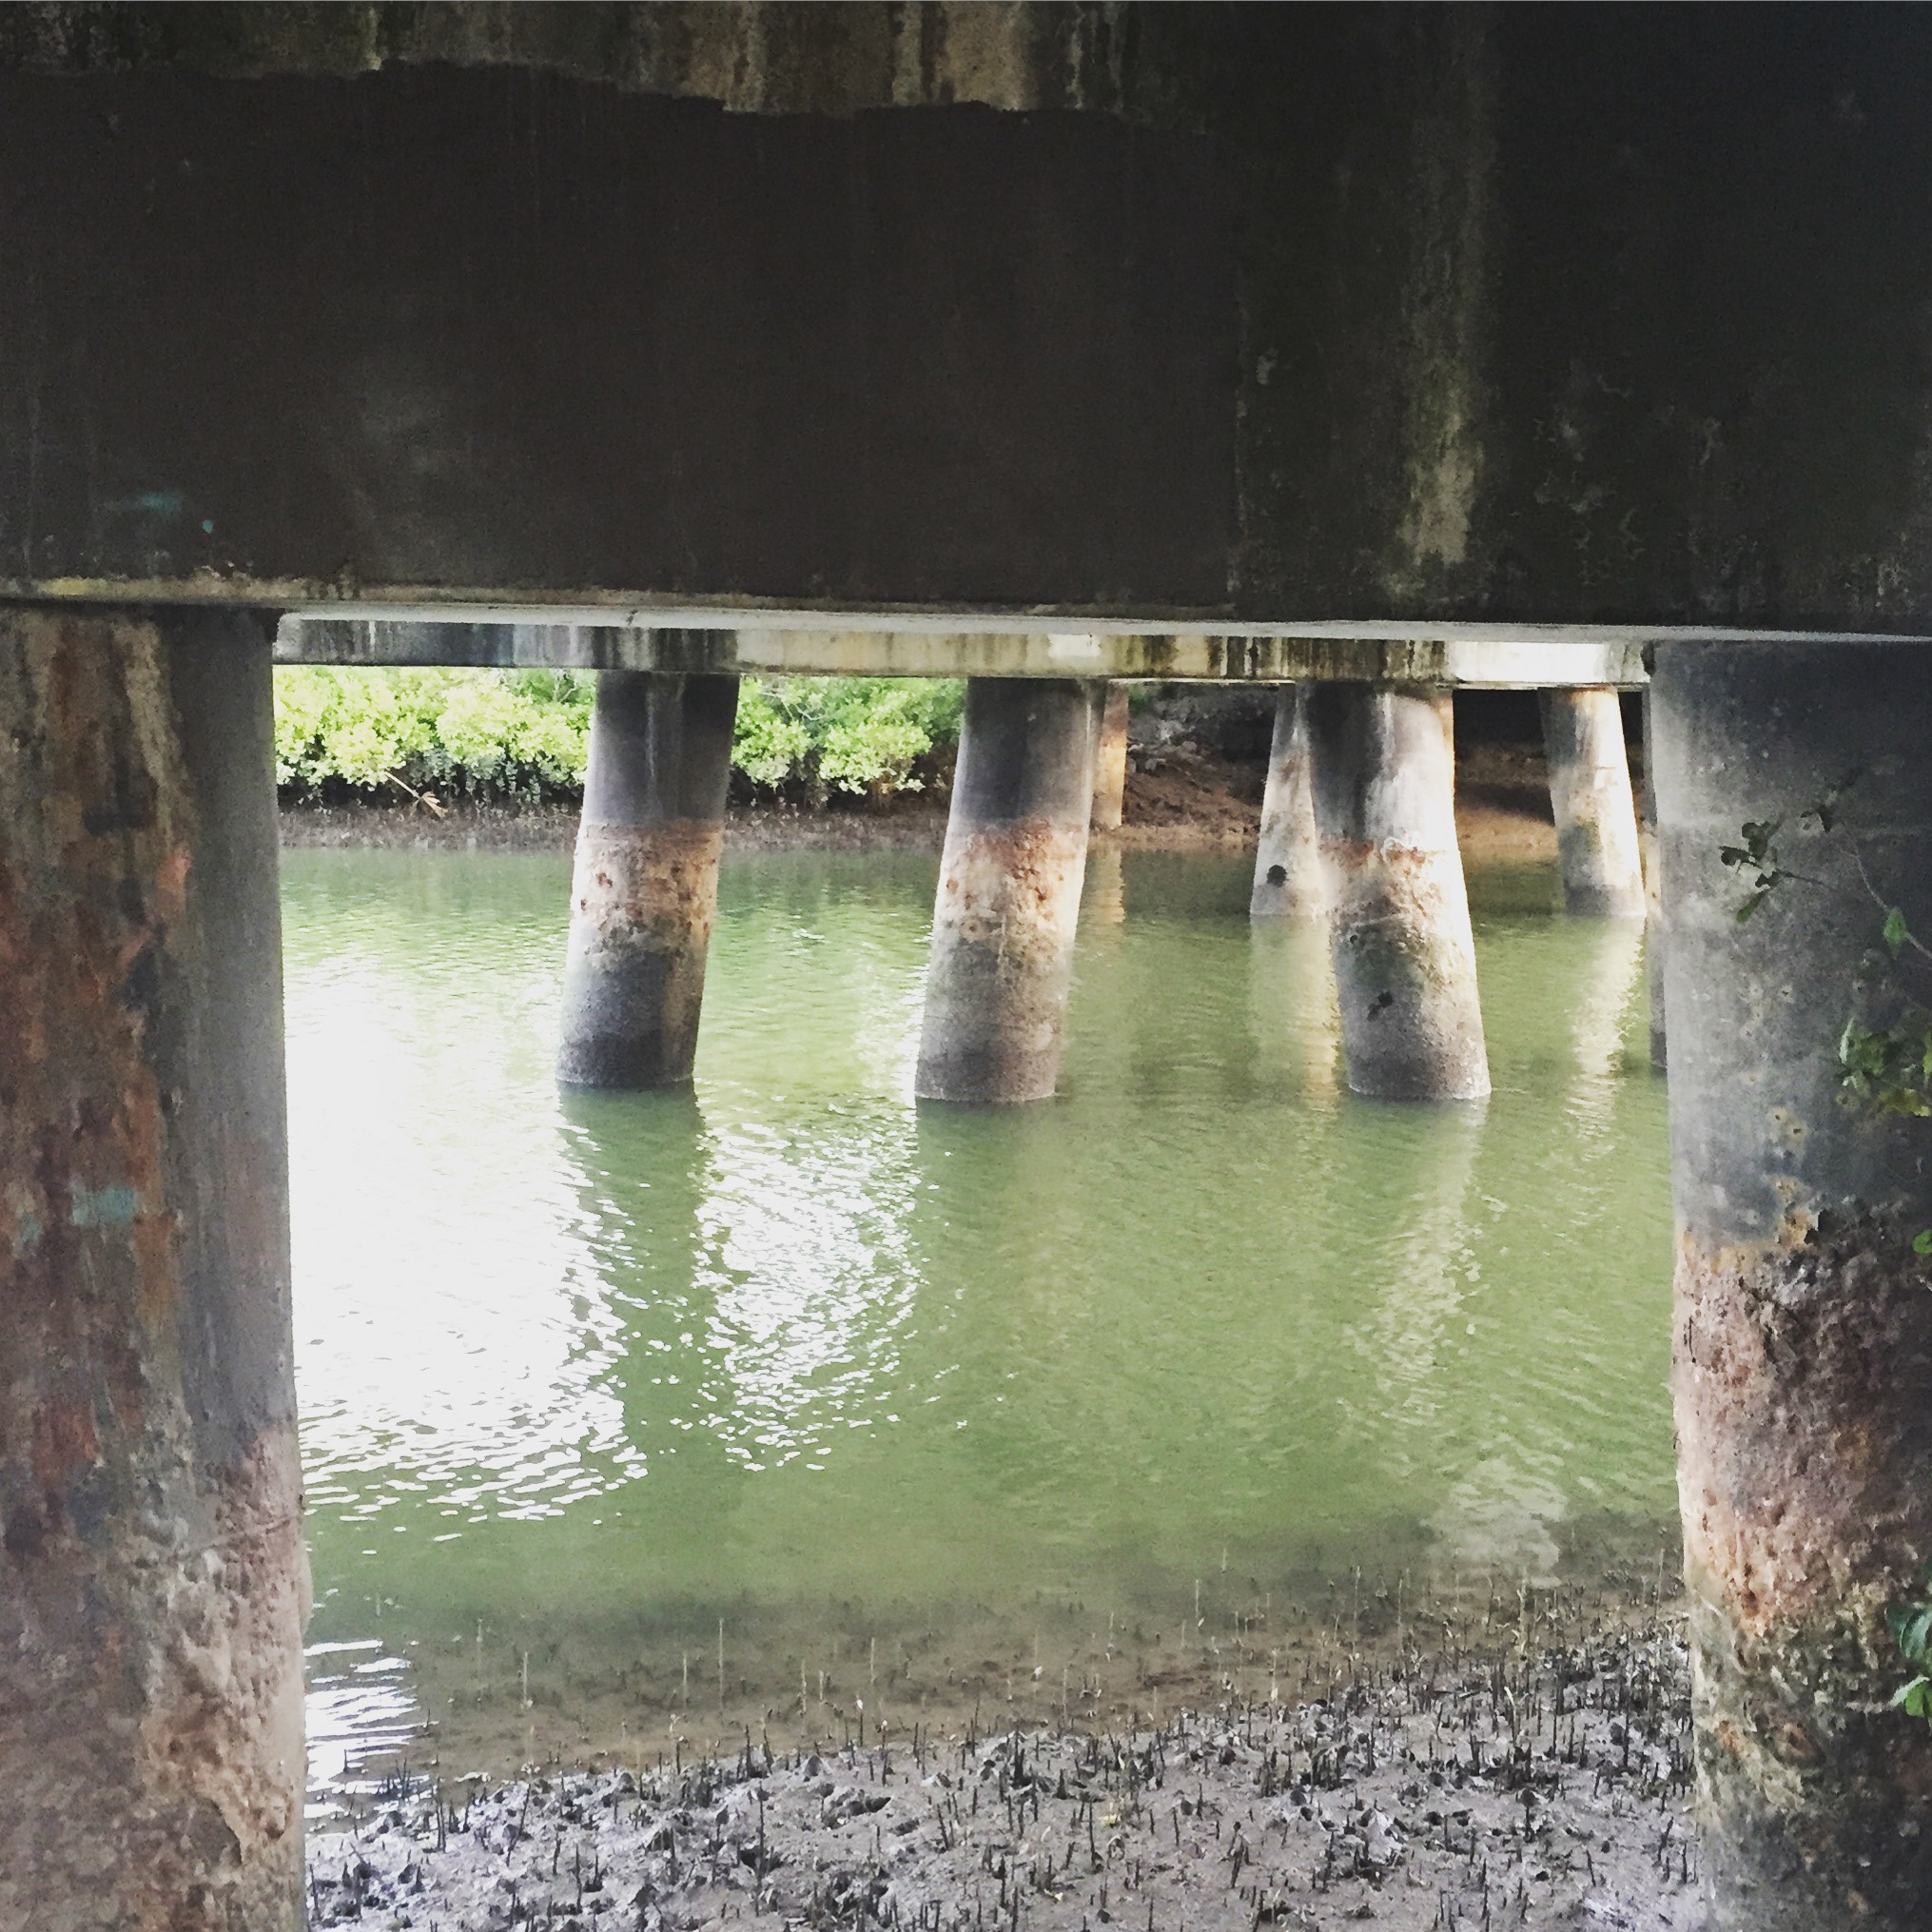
915,677 -> 1097,1103
1541,686 -> 1647,917
1306,683 -> 1489,1100
1089,683 -> 1129,831
556,671 -> 739,1088
0,606 -> 306,1932
1250,683 -> 1328,919
1655,641 -> 1932,1930
1640,680 -> 1668,1069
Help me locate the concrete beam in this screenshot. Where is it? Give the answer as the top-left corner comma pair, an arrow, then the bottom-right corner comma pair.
0,605 -> 305,1932
1654,641 -> 1932,1929
276,618 -> 1649,689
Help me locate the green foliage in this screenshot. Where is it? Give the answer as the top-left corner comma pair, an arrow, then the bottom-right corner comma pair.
732,676 -> 965,798
274,667 -> 595,802
1718,819 -> 1795,921
1838,1012 -> 1932,1118
1890,1566 -> 1932,1726
272,668 -> 964,805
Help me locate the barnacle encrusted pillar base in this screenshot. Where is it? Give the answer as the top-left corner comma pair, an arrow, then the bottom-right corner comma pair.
1250,682 -> 1328,920
556,671 -> 740,1088
1305,682 -> 1489,1101
1542,685 -> 1647,917
1654,641 -> 1932,1930
0,605 -> 306,1932
915,676 -> 1098,1103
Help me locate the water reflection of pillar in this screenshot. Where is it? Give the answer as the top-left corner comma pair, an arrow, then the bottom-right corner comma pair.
1250,684 -> 1330,920
557,672 -> 740,1089
1564,920 -> 1647,1140
555,1089 -> 741,1515
1347,1108 -> 1489,1514
1082,844 -> 1127,927
1246,917 -> 1342,1104
916,678 -> 1099,1103
1306,683 -> 1490,1102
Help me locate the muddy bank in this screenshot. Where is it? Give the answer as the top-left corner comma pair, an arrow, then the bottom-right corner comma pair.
279,742 -> 1566,868
308,1610 -> 1700,1932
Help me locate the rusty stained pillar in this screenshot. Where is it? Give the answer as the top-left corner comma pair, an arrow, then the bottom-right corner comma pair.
1089,682 -> 1130,832
1540,686 -> 1647,917
0,605 -> 306,1931
1250,683 -> 1329,920
556,671 -> 740,1088
1655,642 -> 1932,1929
915,677 -> 1098,1103
1305,682 -> 1489,1101
1639,677 -> 1668,1069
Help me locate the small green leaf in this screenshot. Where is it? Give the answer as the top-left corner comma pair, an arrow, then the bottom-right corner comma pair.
1885,907 -> 1911,958
1912,1229 -> 1932,1257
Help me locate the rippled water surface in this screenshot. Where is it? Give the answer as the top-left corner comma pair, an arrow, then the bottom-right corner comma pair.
285,846 -> 1673,1793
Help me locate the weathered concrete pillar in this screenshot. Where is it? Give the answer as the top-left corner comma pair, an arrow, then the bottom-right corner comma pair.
915,677 -> 1097,1103
556,671 -> 739,1088
1089,682 -> 1130,831
1654,642 -> 1932,1930
1305,683 -> 1489,1100
1250,683 -> 1329,919
1639,679 -> 1667,1069
1540,685 -> 1647,917
0,606 -> 306,1931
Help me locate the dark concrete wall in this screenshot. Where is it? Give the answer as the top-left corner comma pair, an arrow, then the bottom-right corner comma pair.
5,6 -> 1932,630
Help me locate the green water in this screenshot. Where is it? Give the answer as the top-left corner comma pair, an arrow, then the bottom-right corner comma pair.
286,845 -> 1674,1786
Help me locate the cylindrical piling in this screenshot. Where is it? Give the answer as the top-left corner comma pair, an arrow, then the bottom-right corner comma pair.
1305,682 -> 1489,1101
1540,686 -> 1647,917
1654,642 -> 1932,1930
1090,683 -> 1130,831
915,677 -> 1098,1103
1639,678 -> 1667,1069
556,671 -> 739,1088
1250,683 -> 1329,919
0,605 -> 307,1932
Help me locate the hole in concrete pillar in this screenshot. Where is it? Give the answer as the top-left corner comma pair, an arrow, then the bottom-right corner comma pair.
1266,865 -> 1287,887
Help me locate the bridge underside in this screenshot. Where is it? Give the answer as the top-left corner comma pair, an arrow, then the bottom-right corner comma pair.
2,4 -> 1932,635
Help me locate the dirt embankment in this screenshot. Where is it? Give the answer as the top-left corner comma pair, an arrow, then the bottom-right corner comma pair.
279,742 -> 1571,869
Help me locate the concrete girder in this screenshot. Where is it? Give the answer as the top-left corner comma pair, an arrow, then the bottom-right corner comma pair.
275,618 -> 1648,688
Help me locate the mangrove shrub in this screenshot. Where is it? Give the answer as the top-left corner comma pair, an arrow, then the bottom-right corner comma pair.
273,667 -> 964,805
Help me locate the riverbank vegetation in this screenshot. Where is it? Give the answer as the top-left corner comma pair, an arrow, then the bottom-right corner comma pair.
273,667 -> 965,807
